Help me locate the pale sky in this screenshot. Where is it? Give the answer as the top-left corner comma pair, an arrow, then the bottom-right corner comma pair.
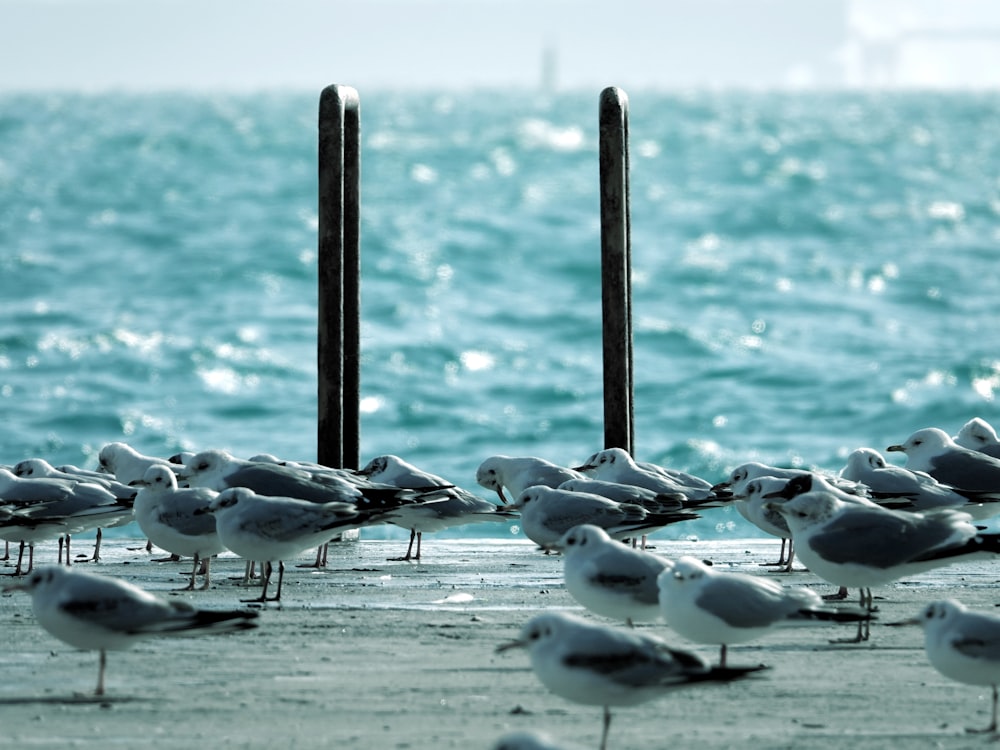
2,0 -> 999,92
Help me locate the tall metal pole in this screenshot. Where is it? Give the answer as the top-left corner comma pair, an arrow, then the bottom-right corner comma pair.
598,86 -> 634,454
317,85 -> 361,470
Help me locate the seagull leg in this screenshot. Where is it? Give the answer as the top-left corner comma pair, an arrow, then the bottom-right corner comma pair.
599,706 -> 612,750
65,535 -> 71,567
1,541 -> 7,561
268,560 -> 285,602
77,528 -> 103,562
95,649 -> 107,696
967,685 -> 999,734
719,644 -> 728,668
781,541 -> 796,573
89,528 -> 103,562
177,554 -> 199,591
298,545 -> 326,569
199,556 -> 212,590
823,586 -> 849,601
241,561 -> 272,603
241,560 -> 257,585
759,538 -> 788,567
389,530 -> 417,562
829,590 -> 873,643
8,542 -> 26,576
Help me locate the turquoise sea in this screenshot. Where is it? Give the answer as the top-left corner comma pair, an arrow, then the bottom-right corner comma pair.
2,88 -> 1000,540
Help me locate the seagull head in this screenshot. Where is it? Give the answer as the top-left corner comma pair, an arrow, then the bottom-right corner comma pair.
571,447 -> 633,474
495,611 -> 578,655
2,565 -> 64,595
764,490 -> 840,530
887,599 -> 965,629
886,427 -> 954,461
551,523 -> 610,554
475,456 -> 510,504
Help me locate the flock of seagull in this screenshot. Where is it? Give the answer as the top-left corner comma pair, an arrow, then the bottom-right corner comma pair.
6,418 -> 1000,748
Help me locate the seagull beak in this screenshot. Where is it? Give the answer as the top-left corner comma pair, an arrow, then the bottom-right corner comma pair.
2,581 -> 26,594
128,479 -> 149,488
710,481 -> 731,493
571,463 -> 595,472
885,617 -> 920,627
886,444 -> 905,453
495,489 -> 509,505
495,638 -> 527,654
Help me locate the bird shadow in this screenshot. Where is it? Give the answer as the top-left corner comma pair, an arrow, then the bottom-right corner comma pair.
0,694 -> 146,706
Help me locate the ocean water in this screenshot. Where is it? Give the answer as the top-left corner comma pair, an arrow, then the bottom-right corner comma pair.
2,88 -> 999,540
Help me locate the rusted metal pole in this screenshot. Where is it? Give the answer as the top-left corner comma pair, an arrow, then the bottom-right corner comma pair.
598,86 -> 634,454
317,85 -> 361,470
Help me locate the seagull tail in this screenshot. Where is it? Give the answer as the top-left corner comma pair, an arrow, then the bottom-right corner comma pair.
913,531 -> 1000,564
156,605 -> 260,636
697,663 -> 770,683
794,607 -> 874,624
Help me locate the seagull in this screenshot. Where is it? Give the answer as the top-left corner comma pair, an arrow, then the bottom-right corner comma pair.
577,448 -> 715,492
657,556 -> 873,664
840,447 -> 1000,519
890,599 -> 1000,735
0,469 -> 133,572
204,487 -> 370,602
513,485 -> 699,549
765,489 -> 1000,631
762,472 -> 886,602
476,455 -> 585,505
496,610 -> 766,750
954,417 -> 1000,459
553,524 -> 673,626
183,449 -> 428,568
712,461 -> 865,498
13,458 -> 135,498
558,477 -> 689,550
13,458 -> 137,562
2,565 -> 258,695
572,447 -> 718,503
357,454 -> 518,561
97,442 -> 182,486
131,465 -> 225,590
182,448 -> 420,510
731,476 -> 795,570
887,427 -> 1000,494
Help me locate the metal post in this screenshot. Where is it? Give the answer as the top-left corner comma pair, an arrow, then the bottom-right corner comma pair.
317,85 -> 361,470
598,86 -> 634,454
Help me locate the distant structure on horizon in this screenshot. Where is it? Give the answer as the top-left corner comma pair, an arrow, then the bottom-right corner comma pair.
527,1 -> 1000,92
845,0 -> 1000,88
